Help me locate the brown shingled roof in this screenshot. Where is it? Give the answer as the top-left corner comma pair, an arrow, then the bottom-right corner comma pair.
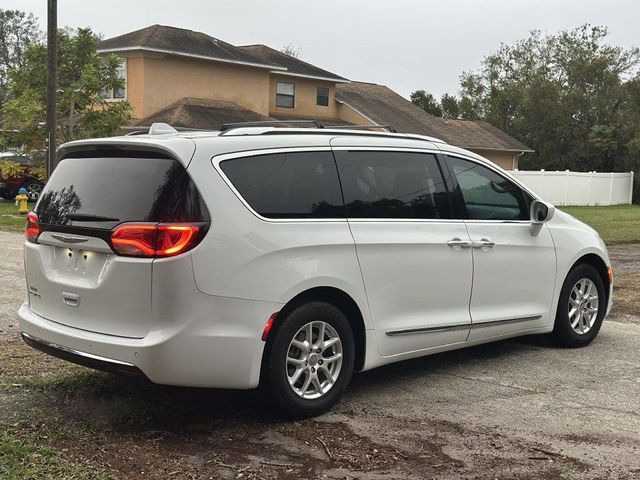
97,25 -> 283,70
135,97 -> 271,130
238,44 -> 348,82
336,82 -> 533,152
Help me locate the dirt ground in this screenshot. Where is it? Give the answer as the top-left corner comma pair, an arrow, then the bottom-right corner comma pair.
1,230 -> 638,479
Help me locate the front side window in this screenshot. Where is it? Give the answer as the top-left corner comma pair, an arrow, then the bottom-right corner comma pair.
220,151 -> 344,219
103,59 -> 127,101
334,151 -> 451,219
317,86 -> 329,106
276,82 -> 295,108
446,155 -> 529,220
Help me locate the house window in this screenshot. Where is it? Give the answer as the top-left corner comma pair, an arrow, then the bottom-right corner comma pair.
104,59 -> 127,101
317,86 -> 329,106
276,82 -> 295,108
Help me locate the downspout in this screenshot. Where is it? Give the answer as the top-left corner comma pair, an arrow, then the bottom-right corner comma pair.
512,151 -> 525,170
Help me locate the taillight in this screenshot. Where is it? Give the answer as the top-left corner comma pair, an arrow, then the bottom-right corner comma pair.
26,212 -> 40,243
110,223 -> 206,258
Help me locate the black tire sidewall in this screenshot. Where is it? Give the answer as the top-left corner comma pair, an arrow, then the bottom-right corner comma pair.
553,264 -> 606,347
265,301 -> 355,418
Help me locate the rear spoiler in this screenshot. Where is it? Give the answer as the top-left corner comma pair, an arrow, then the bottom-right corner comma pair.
58,137 -> 196,166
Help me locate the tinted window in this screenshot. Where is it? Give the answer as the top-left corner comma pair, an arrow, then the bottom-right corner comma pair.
220,151 -> 344,219
447,156 -> 529,220
335,151 -> 451,219
36,157 -> 208,230
317,86 -> 329,106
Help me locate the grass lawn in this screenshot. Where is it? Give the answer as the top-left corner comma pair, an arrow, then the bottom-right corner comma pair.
560,204 -> 640,245
0,199 -> 33,232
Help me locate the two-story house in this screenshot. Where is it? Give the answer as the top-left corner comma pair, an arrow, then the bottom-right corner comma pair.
97,25 -> 532,170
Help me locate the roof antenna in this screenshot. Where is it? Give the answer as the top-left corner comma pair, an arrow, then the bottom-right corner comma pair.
148,122 -> 178,135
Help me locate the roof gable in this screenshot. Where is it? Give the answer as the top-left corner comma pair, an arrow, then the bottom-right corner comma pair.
97,25 -> 284,70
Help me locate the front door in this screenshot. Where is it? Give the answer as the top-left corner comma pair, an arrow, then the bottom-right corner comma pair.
444,155 -> 557,341
333,148 -> 473,356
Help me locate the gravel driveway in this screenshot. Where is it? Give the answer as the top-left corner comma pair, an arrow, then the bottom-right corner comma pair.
1,230 -> 638,479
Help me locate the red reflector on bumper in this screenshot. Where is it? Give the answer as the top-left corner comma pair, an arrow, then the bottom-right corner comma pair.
261,312 -> 278,342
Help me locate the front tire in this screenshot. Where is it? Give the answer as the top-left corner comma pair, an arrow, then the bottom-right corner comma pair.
264,301 -> 355,418
551,263 -> 606,347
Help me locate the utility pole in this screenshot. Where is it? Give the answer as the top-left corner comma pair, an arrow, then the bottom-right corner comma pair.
46,0 -> 57,178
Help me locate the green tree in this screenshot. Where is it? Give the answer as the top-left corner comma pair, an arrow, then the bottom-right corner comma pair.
1,27 -> 131,155
440,93 -> 460,119
410,90 -> 442,117
414,25 -> 639,176
458,25 -> 639,172
0,9 -> 42,106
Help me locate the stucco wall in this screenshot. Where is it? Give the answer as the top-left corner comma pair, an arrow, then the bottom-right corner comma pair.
125,56 -> 145,119
336,102 -> 375,126
128,54 -> 272,118
469,149 -> 520,170
269,75 -> 338,119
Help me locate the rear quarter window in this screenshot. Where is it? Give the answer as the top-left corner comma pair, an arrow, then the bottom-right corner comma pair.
219,151 -> 345,219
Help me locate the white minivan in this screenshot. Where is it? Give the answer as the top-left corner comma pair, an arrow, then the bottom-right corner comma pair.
19,123 -> 613,417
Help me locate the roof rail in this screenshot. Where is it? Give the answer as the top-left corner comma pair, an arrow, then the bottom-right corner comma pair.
220,120 -> 325,132
219,120 -> 397,134
321,124 -> 397,133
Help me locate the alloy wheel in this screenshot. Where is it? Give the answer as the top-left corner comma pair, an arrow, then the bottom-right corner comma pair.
568,278 -> 599,335
286,321 -> 343,399
25,182 -> 42,201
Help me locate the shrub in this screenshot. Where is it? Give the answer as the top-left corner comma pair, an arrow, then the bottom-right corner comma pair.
0,160 -> 25,179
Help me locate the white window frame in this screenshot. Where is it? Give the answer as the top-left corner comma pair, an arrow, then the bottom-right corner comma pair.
276,81 -> 295,108
104,59 -> 127,102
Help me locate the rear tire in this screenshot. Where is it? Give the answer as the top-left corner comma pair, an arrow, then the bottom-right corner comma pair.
550,263 -> 606,348
263,301 -> 355,418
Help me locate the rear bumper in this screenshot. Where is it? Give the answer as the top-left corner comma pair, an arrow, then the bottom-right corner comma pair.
18,295 -> 282,389
22,332 -> 146,378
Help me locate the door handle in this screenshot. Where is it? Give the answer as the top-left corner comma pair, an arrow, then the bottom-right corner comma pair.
471,238 -> 496,249
447,238 -> 472,249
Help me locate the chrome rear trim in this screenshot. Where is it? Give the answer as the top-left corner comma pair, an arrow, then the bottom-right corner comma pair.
21,332 -> 134,367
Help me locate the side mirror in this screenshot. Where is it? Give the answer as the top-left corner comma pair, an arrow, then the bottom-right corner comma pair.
529,200 -> 555,236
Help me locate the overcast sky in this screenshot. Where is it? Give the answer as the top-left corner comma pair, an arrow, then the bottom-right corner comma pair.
4,0 -> 639,99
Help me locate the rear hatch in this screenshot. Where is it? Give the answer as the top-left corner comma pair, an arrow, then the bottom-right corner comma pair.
25,150 -> 208,338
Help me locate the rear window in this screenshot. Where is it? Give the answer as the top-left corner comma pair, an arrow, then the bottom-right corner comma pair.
220,151 -> 344,219
36,157 -> 208,230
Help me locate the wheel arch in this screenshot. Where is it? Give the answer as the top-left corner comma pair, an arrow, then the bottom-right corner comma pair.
570,253 -> 611,304
264,286 -> 367,372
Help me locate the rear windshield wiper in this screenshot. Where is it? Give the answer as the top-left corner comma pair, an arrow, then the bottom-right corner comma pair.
66,213 -> 120,222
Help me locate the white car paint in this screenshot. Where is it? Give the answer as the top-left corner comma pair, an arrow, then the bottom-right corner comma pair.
18,127 -> 612,389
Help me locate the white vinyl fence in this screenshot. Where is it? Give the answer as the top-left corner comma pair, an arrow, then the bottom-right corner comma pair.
508,170 -> 634,206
